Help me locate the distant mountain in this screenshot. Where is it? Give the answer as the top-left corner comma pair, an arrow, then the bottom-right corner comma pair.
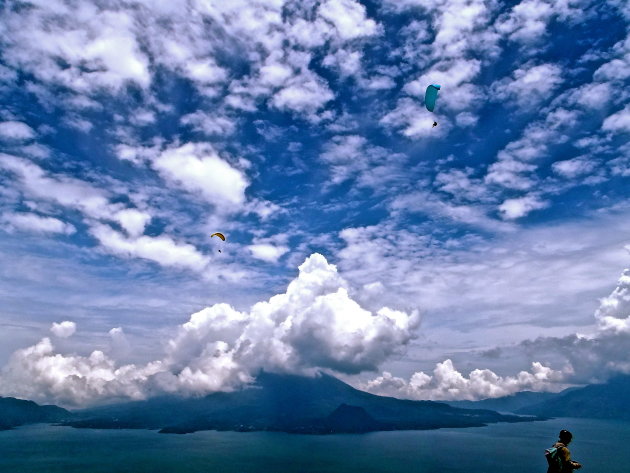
65,372 -> 536,434
446,391 -> 564,413
517,375 -> 630,420
0,397 -> 72,430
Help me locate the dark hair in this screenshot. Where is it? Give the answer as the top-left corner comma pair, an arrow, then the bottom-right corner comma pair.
559,430 -> 573,442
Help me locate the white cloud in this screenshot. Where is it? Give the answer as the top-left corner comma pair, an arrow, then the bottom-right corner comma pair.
0,337 -> 165,406
0,121 -> 36,141
248,243 -> 290,263
0,155 -> 220,274
484,107 -> 580,190
318,0 -> 379,41
571,82 -> 611,110
2,4 -> 150,93
496,0 -> 555,44
499,194 -> 549,219
593,36 -> 630,82
322,49 -> 363,78
1,212 -> 75,235
602,106 -> 630,133
319,135 -> 408,190
434,168 -> 488,201
390,191 -> 504,230
51,321 -> 77,338
552,157 -> 597,178
405,59 -> 482,111
0,153 -> 158,237
114,208 -> 151,238
336,210 -> 630,362
0,154 -> 115,220
363,75 -> 396,90
108,327 -> 131,359
491,63 -> 564,108
90,224 -> 210,273
181,112 -> 237,136
271,72 -> 335,118
384,0 -> 501,133
595,269 -> 630,334
380,98 -> 448,138
0,254 -> 419,406
152,143 -> 249,208
363,359 -> 568,401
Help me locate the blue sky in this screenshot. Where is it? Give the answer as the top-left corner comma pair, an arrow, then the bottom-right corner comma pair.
0,0 -> 629,406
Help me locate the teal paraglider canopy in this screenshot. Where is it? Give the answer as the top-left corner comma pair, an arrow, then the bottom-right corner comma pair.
425,84 -> 441,112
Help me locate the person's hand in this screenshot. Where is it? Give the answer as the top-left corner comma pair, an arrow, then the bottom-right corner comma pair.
573,462 -> 582,469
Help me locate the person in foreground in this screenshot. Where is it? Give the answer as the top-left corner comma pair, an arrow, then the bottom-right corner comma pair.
546,429 -> 583,472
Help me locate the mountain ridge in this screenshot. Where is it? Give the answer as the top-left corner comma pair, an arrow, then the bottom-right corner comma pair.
63,371 -> 535,434
0,397 -> 72,430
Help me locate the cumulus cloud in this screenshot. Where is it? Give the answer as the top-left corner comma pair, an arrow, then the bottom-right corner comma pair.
51,321 -> 77,338
495,0 -> 589,46
0,254 -> 419,406
363,359 -> 568,401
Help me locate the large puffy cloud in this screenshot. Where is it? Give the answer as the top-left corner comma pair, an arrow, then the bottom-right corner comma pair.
0,254 -> 419,406
0,337 -> 165,406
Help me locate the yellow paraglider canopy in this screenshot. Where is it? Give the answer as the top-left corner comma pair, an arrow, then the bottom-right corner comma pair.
210,232 -> 226,241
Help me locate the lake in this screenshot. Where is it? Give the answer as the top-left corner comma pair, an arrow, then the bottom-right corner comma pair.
0,417 -> 626,472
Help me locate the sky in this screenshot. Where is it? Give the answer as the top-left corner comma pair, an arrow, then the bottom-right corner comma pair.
0,0 -> 629,408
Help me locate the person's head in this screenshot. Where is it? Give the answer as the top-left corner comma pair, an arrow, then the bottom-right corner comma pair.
559,430 -> 573,444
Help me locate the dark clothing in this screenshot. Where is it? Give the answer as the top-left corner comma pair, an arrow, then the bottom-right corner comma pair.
547,442 -> 579,473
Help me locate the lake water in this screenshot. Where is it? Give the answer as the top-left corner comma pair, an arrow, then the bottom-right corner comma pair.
0,418 -> 627,473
